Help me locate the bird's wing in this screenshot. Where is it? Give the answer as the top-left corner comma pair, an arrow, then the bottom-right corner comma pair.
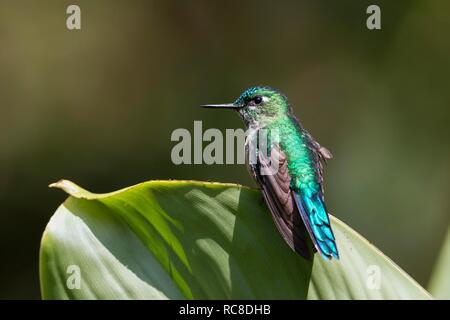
247,140 -> 313,260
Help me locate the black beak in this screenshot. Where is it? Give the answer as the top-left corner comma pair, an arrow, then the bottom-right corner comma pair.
201,103 -> 240,109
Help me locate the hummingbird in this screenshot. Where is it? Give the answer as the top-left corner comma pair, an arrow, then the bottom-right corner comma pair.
202,86 -> 339,260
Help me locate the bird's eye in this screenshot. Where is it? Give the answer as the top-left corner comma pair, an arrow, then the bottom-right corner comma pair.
253,96 -> 263,105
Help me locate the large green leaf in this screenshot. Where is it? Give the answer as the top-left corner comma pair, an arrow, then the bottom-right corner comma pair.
428,228 -> 450,299
40,180 -> 431,300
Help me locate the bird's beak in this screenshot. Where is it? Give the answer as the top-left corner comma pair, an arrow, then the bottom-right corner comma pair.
201,103 -> 240,109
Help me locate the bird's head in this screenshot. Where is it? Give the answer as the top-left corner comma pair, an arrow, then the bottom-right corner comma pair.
202,86 -> 290,126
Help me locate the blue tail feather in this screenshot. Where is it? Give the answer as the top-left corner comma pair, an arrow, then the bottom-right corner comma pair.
294,192 -> 339,260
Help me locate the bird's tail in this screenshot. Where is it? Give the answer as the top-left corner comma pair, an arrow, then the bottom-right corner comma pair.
294,192 -> 339,260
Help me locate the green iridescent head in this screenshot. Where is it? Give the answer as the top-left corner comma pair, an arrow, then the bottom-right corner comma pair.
202,86 -> 291,126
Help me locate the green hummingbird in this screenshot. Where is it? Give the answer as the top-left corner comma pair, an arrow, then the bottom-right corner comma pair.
202,86 -> 339,260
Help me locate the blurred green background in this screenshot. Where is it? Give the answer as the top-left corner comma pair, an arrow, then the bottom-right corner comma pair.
1,0 -> 449,299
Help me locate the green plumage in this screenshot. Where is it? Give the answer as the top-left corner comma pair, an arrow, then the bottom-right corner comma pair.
269,116 -> 319,193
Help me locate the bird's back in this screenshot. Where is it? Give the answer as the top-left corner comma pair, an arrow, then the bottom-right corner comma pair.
261,115 -> 339,259
269,116 -> 320,194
